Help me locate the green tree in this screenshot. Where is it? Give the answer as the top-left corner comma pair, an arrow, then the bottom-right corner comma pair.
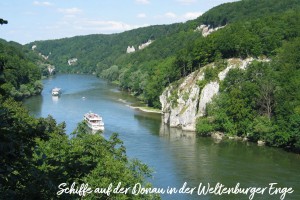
100,65 -> 119,81
0,18 -> 8,25
0,98 -> 55,199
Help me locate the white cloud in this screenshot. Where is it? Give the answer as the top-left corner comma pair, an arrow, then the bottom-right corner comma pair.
137,13 -> 147,18
33,1 -> 52,6
155,11 -> 202,22
80,20 -> 134,31
177,0 -> 197,5
165,12 -> 177,19
135,0 -> 150,4
58,7 -> 83,15
183,12 -> 202,20
45,15 -> 147,37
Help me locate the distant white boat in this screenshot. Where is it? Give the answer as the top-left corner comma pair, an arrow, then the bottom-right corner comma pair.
52,87 -> 61,96
84,112 -> 104,131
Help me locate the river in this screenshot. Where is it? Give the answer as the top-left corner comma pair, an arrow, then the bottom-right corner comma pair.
24,74 -> 300,200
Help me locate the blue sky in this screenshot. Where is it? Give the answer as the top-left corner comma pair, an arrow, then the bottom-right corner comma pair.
1,0 -> 237,44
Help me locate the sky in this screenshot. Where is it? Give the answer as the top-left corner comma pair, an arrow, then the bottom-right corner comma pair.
0,0 -> 237,44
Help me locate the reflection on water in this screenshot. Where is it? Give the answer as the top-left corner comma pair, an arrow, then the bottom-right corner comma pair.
157,122 -> 300,200
52,96 -> 59,102
24,95 -> 43,117
23,74 -> 300,200
159,124 -> 196,140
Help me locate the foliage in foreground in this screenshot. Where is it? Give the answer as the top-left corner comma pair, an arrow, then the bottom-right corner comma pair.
0,98 -> 159,199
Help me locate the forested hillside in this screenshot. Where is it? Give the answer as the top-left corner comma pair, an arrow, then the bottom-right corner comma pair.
197,0 -> 300,27
28,24 -> 188,74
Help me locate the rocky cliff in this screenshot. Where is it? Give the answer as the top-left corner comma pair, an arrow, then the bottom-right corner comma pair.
195,24 -> 226,37
160,58 -> 268,131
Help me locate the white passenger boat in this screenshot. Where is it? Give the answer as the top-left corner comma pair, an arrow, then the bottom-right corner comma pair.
51,87 -> 61,96
84,112 -> 105,131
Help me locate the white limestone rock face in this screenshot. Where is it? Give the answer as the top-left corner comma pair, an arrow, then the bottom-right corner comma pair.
47,65 -> 55,75
160,58 -> 270,132
218,58 -> 254,80
126,46 -> 135,53
197,81 -> 219,117
195,24 -> 226,37
68,58 -> 78,66
138,40 -> 153,50
160,69 -> 206,131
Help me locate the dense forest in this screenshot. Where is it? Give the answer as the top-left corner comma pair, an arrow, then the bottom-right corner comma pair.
28,24 -> 189,74
197,0 -> 300,27
0,39 -> 43,100
0,27 -> 158,199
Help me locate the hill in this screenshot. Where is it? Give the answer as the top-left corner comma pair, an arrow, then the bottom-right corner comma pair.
197,0 -> 300,27
28,23 -> 188,74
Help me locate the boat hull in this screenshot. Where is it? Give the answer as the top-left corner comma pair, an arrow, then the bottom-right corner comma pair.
85,121 -> 105,131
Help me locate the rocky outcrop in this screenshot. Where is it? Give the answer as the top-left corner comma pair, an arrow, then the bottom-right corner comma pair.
127,40 -> 153,53
257,140 -> 266,146
126,46 -> 136,53
47,65 -> 55,75
160,58 -> 269,131
211,132 -> 225,140
160,70 -> 204,131
138,40 -> 153,50
195,24 -> 226,37
68,58 -> 78,66
198,81 -> 219,117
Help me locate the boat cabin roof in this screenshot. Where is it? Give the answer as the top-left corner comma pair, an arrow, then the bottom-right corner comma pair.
85,112 -> 102,120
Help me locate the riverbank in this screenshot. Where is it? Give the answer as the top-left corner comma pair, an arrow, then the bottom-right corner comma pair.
129,106 -> 162,114
117,98 -> 162,114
